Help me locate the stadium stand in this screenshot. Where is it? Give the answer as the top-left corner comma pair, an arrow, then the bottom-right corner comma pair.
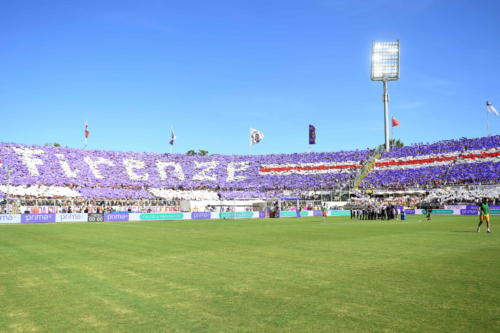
0,135 -> 498,213
360,135 -> 499,188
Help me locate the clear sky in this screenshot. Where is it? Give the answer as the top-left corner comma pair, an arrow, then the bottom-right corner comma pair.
0,0 -> 499,155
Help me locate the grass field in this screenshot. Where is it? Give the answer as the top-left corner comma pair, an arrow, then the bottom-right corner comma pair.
0,215 -> 498,332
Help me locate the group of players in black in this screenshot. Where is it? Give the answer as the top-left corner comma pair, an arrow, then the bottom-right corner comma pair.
350,204 -> 401,220
348,199 -> 493,233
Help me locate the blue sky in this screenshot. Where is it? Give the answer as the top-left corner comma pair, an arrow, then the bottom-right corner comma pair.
0,0 -> 499,155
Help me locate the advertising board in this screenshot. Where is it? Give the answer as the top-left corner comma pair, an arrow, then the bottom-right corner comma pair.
313,210 -> 324,217
460,209 -> 478,215
0,214 -> 21,224
21,214 -> 56,223
219,212 -> 254,219
422,209 -> 454,215
328,210 -> 350,216
191,212 -> 211,220
56,213 -> 88,223
88,213 -> 104,222
104,213 -> 129,222
139,213 -> 184,221
280,211 -> 298,217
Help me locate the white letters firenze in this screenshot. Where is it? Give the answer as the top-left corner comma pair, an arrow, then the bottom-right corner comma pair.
13,147 -> 249,182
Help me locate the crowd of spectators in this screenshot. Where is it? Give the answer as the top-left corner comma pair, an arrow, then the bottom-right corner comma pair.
360,135 -> 499,188
420,186 -> 499,206
0,135 -> 497,210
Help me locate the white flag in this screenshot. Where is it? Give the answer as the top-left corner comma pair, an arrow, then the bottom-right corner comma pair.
486,101 -> 499,116
169,128 -> 176,145
250,128 -> 264,145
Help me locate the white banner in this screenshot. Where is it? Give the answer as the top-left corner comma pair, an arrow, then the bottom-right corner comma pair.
444,205 -> 466,210
56,213 -> 88,223
0,214 -> 21,224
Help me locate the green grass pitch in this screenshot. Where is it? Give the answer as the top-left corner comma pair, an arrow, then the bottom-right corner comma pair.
0,215 -> 498,332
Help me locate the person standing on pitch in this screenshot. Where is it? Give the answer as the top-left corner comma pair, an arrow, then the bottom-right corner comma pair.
477,198 -> 492,233
426,205 -> 432,221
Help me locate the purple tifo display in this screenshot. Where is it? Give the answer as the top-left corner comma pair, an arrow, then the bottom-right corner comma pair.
0,134 -> 498,199
0,143 -> 369,192
381,136 -> 499,158
78,187 -> 155,200
360,135 -> 499,188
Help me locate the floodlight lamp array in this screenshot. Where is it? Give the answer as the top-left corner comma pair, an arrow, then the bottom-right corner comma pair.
371,41 -> 400,81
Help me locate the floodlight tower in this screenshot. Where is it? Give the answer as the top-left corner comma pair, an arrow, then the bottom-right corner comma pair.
371,40 -> 400,152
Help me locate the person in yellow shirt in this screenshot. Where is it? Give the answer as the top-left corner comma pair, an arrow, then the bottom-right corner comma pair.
477,198 -> 491,233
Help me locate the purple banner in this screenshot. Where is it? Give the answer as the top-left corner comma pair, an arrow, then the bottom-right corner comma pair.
191,212 -> 211,220
466,205 -> 499,210
259,211 -> 266,218
313,210 -> 323,217
404,209 -> 415,215
21,213 -> 56,223
104,212 -> 129,222
460,209 -> 478,215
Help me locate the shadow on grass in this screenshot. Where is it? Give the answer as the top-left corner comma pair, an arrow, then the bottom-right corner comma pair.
451,230 -> 476,233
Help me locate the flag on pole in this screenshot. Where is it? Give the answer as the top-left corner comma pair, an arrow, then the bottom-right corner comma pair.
83,121 -> 90,149
84,121 -> 90,138
309,125 -> 316,144
391,117 -> 400,127
250,128 -> 264,145
486,101 -> 499,116
169,128 -> 176,145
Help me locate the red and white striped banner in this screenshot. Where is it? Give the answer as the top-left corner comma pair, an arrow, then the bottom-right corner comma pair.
259,148 -> 499,175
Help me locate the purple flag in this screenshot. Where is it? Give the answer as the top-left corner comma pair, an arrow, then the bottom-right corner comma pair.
309,125 -> 316,144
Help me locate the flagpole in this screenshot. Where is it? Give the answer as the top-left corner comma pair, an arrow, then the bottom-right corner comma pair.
171,126 -> 174,154
486,109 -> 489,137
84,120 -> 87,149
308,125 -> 314,153
169,126 -> 176,154
249,128 -> 252,155
391,123 -> 394,148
